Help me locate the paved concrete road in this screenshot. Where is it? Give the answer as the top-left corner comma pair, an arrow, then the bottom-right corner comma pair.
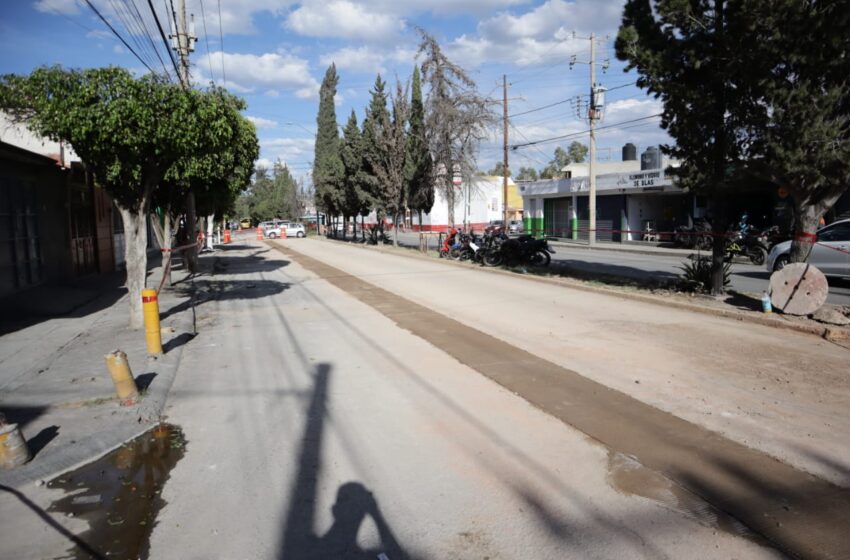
143,241 -> 789,559
8,240 -> 847,559
390,231 -> 850,306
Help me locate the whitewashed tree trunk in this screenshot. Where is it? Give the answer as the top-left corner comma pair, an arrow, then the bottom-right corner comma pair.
119,206 -> 149,329
206,214 -> 214,250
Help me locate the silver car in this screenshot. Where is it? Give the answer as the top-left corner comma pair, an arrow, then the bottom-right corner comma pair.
766,218 -> 850,277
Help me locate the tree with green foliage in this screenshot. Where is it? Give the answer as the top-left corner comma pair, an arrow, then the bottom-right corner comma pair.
362,74 -> 390,232
152,91 -> 258,284
516,166 -> 538,181
0,66 -> 248,326
341,110 -> 371,239
487,161 -> 510,177
418,29 -> 497,226
368,80 -> 410,246
405,65 -> 434,230
313,64 -> 344,232
616,1 -> 759,294
539,144 -> 588,179
567,141 -> 588,164
738,1 -> 850,263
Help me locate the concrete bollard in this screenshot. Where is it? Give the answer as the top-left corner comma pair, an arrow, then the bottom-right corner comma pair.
142,289 -> 163,355
104,350 -> 139,406
0,423 -> 31,469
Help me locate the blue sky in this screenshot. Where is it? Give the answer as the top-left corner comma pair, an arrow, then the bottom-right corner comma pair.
1,0 -> 670,183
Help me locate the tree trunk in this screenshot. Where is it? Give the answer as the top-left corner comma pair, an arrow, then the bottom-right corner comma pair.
789,192 -> 843,263
361,214 -> 365,241
119,206 -> 149,329
709,195 -> 728,296
150,211 -> 174,288
446,185 -> 455,227
185,191 -> 198,274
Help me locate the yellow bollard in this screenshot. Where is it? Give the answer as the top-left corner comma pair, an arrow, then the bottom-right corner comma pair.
142,289 -> 163,355
104,350 -> 139,406
0,423 -> 32,469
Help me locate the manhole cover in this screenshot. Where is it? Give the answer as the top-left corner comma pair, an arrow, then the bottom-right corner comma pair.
769,263 -> 828,315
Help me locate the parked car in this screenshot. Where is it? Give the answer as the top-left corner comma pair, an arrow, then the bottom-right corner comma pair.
239,218 -> 252,229
285,222 -> 306,238
766,218 -> 850,277
508,220 -> 524,234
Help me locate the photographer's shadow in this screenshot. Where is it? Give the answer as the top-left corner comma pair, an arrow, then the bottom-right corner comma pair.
279,364 -> 413,560
308,482 -> 405,559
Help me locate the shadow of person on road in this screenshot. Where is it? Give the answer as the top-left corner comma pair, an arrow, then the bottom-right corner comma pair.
278,364 -> 413,560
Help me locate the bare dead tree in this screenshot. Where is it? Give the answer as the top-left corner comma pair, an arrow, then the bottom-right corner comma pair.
417,29 -> 498,227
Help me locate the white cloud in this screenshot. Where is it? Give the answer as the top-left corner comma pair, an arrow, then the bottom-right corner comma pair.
320,45 -> 418,76
185,0 -> 294,35
113,44 -> 125,55
255,158 -> 274,170
196,51 -> 320,98
246,116 -> 278,129
448,0 -> 625,67
286,0 -> 405,41
34,0 -> 80,15
259,137 -> 315,167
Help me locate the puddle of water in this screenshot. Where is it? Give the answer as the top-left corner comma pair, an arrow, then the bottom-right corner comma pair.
606,451 -> 757,541
47,424 -> 186,560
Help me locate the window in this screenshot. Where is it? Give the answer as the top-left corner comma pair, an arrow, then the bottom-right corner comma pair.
818,222 -> 850,242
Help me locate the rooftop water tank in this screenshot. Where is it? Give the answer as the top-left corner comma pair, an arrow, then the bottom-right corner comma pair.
622,143 -> 637,161
641,146 -> 661,170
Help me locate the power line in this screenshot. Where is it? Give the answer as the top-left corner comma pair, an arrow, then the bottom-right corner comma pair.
198,0 -> 216,85
217,0 -> 226,85
125,0 -> 172,78
511,113 -> 663,149
509,97 -> 572,119
83,0 -> 157,75
146,0 -> 182,81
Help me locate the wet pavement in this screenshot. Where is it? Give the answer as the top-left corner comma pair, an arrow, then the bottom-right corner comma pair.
46,424 -> 185,560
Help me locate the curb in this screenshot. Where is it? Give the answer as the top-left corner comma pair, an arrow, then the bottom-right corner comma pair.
290,237 -> 850,342
0,274 -> 198,489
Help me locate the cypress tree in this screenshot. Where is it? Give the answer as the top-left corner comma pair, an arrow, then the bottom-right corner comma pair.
405,65 -> 434,230
362,74 -> 389,231
313,64 -> 344,229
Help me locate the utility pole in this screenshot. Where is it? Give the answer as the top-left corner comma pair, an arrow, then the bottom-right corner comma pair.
570,33 -> 607,246
588,33 -> 597,245
502,74 -> 509,231
171,0 -> 200,268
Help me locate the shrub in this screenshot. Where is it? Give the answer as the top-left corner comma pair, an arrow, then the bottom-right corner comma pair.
678,257 -> 731,293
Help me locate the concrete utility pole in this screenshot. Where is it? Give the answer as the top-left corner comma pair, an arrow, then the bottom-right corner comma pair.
588,33 -> 597,246
172,0 -> 200,268
569,32 -> 606,245
502,74 -> 509,230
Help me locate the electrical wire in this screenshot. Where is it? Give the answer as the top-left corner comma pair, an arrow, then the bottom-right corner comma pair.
217,0 -> 226,85
146,0 -> 182,83
198,0 -> 216,85
511,113 -> 663,149
83,0 -> 157,75
508,98 -> 573,119
126,0 -> 171,79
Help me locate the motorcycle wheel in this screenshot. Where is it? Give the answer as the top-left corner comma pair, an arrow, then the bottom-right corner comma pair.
530,250 -> 551,267
482,250 -> 503,267
749,246 -> 767,266
458,248 -> 474,261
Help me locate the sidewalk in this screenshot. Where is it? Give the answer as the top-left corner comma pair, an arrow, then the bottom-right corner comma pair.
0,254 -> 200,488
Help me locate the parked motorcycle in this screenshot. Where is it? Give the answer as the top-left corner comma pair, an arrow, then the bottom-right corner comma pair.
724,228 -> 768,265
496,234 -> 554,267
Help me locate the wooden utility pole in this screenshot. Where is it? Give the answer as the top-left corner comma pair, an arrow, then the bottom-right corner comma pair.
502,74 -> 509,229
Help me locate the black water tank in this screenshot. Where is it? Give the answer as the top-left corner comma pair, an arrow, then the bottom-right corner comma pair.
641,146 -> 661,170
622,143 -> 637,161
